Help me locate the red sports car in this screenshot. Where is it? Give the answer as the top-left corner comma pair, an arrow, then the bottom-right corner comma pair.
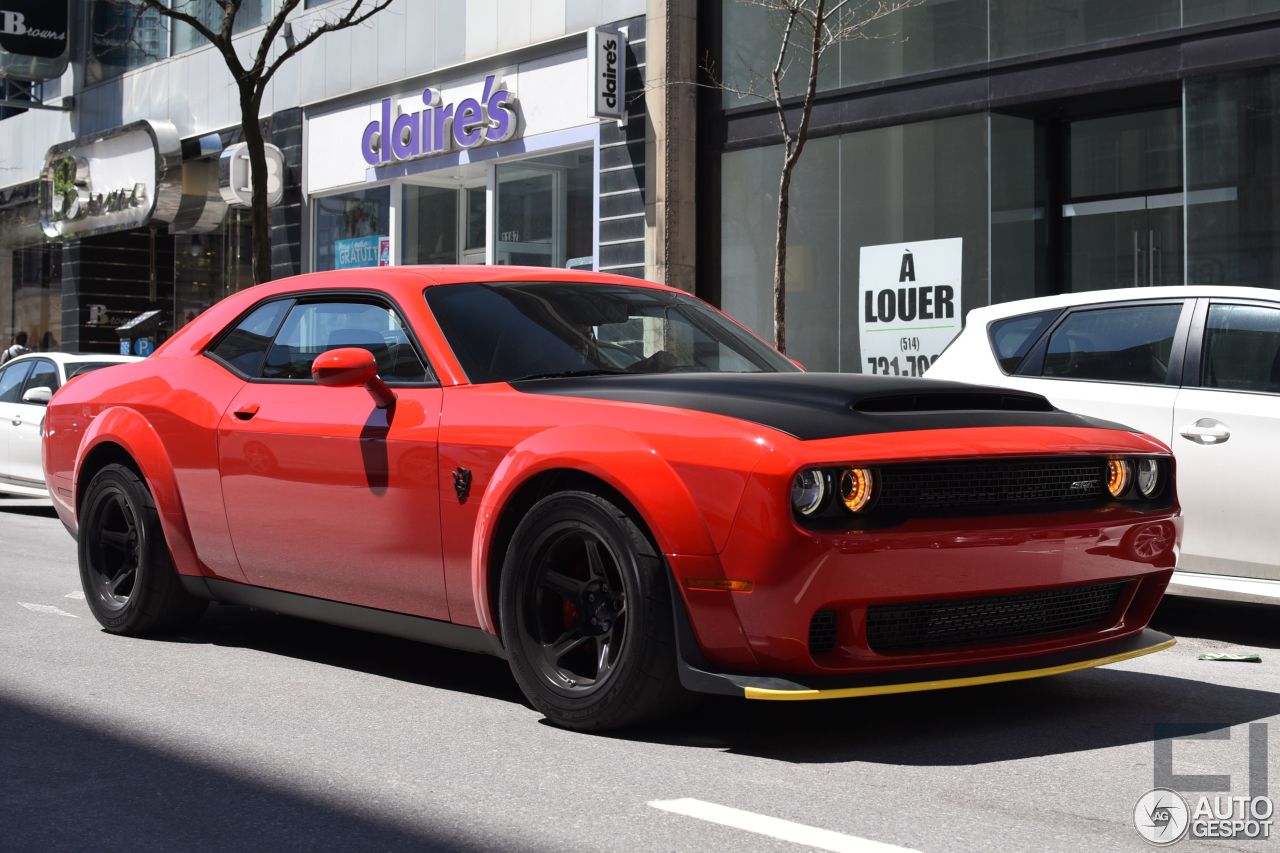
44,267 -> 1180,730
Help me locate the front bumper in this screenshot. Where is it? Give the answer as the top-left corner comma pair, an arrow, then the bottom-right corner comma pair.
675,623 -> 1175,700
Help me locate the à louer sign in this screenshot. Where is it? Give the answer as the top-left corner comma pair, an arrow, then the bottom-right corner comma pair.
361,74 -> 518,166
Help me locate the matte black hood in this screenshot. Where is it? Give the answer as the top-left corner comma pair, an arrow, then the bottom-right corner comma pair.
512,372 -> 1130,440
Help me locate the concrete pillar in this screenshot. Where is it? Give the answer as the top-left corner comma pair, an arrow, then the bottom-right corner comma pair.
645,0 -> 698,293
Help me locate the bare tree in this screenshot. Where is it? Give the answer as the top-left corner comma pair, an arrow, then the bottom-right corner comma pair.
132,0 -> 394,283
710,0 -> 921,353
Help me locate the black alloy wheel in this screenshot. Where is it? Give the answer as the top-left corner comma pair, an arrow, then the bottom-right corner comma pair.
78,464 -> 207,634
500,490 -> 685,730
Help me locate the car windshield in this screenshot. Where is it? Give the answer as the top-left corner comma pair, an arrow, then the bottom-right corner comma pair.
424,281 -> 798,383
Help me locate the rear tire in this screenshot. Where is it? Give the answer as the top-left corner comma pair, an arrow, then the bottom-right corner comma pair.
499,490 -> 685,730
78,463 -> 207,634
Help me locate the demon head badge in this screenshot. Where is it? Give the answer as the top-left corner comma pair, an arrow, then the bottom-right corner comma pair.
452,467 -> 472,502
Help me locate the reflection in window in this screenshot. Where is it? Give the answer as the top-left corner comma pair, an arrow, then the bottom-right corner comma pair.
1042,304 -> 1182,384
263,302 -> 427,382
495,149 -> 593,268
171,0 -> 270,54
991,0 -> 1180,59
989,310 -> 1060,373
1203,304 -> 1280,393
313,188 -> 391,272
89,0 -> 169,83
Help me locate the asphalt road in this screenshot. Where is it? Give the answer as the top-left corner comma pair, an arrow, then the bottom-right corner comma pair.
2,497 -> 1278,853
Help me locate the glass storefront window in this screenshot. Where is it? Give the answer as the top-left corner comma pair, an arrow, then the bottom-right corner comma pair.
2,245 -> 62,354
313,187 -> 391,272
171,0 -> 270,54
495,149 -> 593,268
88,0 -> 169,83
1183,0 -> 1280,25
839,0 -> 987,87
990,1 -> 1180,59
173,210 -> 254,329
1186,68 -> 1280,287
720,114 -> 987,372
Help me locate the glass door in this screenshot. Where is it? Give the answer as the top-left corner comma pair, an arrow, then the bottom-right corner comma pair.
495,162 -> 562,267
1061,107 -> 1183,291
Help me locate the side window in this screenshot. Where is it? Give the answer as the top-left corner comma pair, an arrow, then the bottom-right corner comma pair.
208,300 -> 293,377
1042,303 -> 1182,384
989,310 -> 1059,373
21,360 -> 59,398
1202,303 -> 1280,394
0,361 -> 34,403
262,301 -> 429,383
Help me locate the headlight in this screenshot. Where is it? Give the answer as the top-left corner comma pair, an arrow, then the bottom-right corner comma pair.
1106,458 -> 1131,498
791,469 -> 827,516
1135,458 -> 1160,498
839,467 -> 875,513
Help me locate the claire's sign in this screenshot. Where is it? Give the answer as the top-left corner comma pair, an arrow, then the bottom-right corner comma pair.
588,26 -> 626,121
361,74 -> 518,166
858,238 -> 963,377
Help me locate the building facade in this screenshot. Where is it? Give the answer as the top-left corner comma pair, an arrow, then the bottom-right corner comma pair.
0,0 -> 647,355
703,1 -> 1280,373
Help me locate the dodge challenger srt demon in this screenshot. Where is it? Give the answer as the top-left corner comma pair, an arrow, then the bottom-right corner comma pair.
43,267 -> 1180,730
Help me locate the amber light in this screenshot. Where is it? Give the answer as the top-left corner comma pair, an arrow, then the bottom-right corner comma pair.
839,467 -> 875,513
1107,458 -> 1131,498
685,578 -> 754,592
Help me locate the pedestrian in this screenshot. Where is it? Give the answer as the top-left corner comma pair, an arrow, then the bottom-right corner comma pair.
1,331 -> 31,364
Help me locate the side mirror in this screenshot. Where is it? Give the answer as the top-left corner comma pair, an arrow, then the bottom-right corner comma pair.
311,347 -> 396,409
22,386 -> 52,406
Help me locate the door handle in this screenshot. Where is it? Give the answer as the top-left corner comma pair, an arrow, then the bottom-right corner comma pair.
1179,418 -> 1230,444
233,403 -> 260,421
1133,231 -> 1143,288
10,417 -> 19,427
1149,229 -> 1157,286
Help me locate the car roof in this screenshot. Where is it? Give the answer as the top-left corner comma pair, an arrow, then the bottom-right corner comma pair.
967,285 -> 1280,323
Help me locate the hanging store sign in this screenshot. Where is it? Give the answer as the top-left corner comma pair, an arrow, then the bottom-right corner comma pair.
0,0 -> 69,81
219,142 -> 286,208
587,27 -> 626,122
40,120 -> 184,240
858,238 -> 963,377
360,74 -> 519,167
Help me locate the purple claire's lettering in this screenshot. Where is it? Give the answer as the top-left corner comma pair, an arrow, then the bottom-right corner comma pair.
359,75 -> 519,166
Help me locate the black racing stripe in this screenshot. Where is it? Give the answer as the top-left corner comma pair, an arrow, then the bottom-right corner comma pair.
510,372 -> 1134,440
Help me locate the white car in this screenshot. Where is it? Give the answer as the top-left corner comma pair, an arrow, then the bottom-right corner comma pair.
927,285 -> 1280,602
0,352 -> 140,497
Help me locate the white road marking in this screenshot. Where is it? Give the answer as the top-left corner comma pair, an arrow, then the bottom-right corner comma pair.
64,590 -> 85,600
648,798 -> 921,853
18,602 -> 79,618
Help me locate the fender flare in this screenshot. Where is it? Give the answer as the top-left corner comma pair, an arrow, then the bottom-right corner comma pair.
470,424 -> 717,634
75,406 -> 203,576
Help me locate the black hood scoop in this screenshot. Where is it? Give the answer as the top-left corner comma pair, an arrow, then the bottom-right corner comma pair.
512,372 -> 1128,440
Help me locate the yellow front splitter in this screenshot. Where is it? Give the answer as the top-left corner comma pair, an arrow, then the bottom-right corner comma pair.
743,635 -> 1176,701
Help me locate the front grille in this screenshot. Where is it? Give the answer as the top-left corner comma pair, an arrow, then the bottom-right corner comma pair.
873,457 -> 1109,515
866,581 -> 1127,653
809,610 -> 837,654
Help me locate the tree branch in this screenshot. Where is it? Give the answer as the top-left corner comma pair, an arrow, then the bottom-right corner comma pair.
259,0 -> 395,91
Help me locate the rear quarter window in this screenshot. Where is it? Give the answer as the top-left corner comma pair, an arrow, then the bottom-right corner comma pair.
988,310 -> 1060,373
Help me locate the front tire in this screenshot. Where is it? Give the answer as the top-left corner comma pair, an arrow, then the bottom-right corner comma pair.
78,463 -> 207,634
499,490 -> 684,730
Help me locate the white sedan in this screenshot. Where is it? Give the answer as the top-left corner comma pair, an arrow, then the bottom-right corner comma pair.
927,285 -> 1280,601
0,352 -> 139,497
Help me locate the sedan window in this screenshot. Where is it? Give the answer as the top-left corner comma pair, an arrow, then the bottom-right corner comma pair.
262,301 -> 429,383
1042,304 -> 1182,384
20,359 -> 58,398
0,360 -> 33,403
1202,303 -> 1280,394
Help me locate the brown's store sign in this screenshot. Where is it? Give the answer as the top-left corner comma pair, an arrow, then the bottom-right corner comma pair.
0,0 -> 69,81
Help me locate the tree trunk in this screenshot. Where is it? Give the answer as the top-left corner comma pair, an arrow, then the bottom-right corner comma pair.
774,156 -> 795,354
239,85 -> 274,285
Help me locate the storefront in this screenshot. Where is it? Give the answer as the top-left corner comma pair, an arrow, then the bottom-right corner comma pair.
304,25 -> 645,279
704,1 -> 1280,374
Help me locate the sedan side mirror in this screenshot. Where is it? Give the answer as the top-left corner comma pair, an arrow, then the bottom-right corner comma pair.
311,347 -> 396,409
22,386 -> 52,406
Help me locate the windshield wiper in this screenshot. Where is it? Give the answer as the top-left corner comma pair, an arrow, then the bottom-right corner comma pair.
509,368 -> 630,382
